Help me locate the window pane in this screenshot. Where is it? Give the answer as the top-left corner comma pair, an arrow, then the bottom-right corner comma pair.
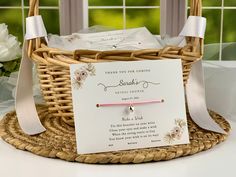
223,10 -> 236,43
0,0 -> 20,6
224,0 -> 236,6
89,9 -> 123,29
126,8 -> 160,34
188,0 -> 221,7
89,0 -> 122,6
0,9 -> 23,42
40,10 -> 60,35
222,43 -> 236,60
202,0 -> 221,6
222,9 -> 236,61
203,10 -> 221,44
126,0 -> 159,6
203,44 -> 220,60
24,0 -> 58,6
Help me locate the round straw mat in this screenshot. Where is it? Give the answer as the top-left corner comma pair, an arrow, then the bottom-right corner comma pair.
0,105 -> 231,164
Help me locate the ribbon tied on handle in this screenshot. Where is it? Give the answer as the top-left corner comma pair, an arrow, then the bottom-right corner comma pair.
15,15 -> 47,135
180,16 -> 226,134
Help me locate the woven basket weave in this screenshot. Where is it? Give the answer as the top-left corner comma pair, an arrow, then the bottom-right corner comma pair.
28,0 -> 203,126
0,105 -> 231,164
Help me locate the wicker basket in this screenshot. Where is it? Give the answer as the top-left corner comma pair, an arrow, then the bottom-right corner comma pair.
28,0 -> 203,126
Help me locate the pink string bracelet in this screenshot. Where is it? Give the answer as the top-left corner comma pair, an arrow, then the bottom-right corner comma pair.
96,99 -> 164,108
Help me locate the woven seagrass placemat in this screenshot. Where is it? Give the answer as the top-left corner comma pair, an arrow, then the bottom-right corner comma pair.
0,105 -> 231,164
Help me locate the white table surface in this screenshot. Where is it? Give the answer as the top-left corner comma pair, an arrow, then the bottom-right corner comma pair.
0,113 -> 235,177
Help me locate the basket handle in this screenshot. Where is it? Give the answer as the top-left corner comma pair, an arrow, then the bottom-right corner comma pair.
27,0 -> 203,55
27,0 -> 41,57
189,0 -> 203,54
28,0 -> 39,17
28,0 -> 203,20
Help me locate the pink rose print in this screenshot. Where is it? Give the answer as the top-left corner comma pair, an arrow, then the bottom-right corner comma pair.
164,119 -> 187,143
72,63 -> 96,89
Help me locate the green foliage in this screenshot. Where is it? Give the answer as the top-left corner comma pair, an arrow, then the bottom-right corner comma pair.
203,10 -> 221,44
0,9 -> 23,41
0,59 -> 21,77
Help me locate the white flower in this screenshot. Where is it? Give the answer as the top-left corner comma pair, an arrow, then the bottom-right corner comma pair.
0,63 -> 3,68
0,23 -> 8,41
0,23 -> 21,62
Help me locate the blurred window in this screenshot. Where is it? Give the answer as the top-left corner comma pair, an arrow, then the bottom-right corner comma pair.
0,0 -> 235,60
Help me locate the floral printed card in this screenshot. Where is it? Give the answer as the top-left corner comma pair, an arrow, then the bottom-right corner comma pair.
70,60 -> 189,154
